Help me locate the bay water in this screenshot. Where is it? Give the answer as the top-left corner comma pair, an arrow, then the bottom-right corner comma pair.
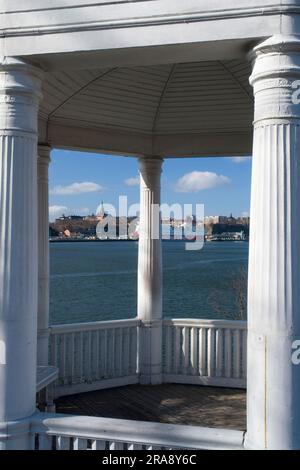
50,241 -> 248,325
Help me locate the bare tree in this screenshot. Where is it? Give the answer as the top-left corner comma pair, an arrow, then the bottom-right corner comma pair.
209,266 -> 248,320
231,267 -> 247,320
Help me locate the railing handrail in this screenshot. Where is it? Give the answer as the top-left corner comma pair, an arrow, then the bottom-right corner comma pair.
32,412 -> 244,450
163,318 -> 247,329
50,318 -> 140,334
50,317 -> 247,334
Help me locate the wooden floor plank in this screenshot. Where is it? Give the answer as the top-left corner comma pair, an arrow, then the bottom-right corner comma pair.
55,384 -> 246,430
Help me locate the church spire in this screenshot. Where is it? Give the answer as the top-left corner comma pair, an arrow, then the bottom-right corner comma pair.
99,200 -> 105,217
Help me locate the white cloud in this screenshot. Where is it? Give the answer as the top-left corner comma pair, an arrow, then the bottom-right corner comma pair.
175,171 -> 231,193
231,157 -> 251,163
124,176 -> 140,187
49,205 -> 68,219
50,182 -> 104,196
73,207 -> 90,216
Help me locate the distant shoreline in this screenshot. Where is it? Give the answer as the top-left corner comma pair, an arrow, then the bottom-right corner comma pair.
49,238 -> 136,243
49,238 -> 249,243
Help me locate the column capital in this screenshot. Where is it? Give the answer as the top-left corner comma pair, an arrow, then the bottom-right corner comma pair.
0,57 -> 43,90
139,157 -> 163,190
249,35 -> 300,123
0,57 -> 43,134
139,156 -> 163,172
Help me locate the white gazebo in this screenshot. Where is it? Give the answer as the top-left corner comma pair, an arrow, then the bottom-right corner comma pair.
1,0 -> 300,450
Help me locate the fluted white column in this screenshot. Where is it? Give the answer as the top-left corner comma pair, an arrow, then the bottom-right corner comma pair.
37,145 -> 51,366
137,157 -> 163,385
0,58 -> 42,449
246,35 -> 300,450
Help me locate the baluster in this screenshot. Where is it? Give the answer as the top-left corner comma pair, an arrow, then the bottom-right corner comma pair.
38,433 -> 52,450
165,325 -> 172,374
183,327 -> 190,374
90,330 -> 95,381
145,445 -> 162,450
111,328 -> 116,377
128,443 -> 143,450
174,327 -> 181,375
91,330 -> 97,382
109,441 -> 125,450
82,330 -> 87,382
215,328 -> 224,377
224,329 -> 232,378
207,328 -> 215,377
190,327 -> 198,376
91,440 -> 106,450
199,327 -> 207,376
233,329 -> 241,379
70,332 -> 75,384
87,330 -> 92,382
104,329 -> 108,378
75,332 -> 81,383
99,329 -> 104,378
161,325 -> 166,373
64,334 -> 70,384
73,438 -> 88,450
123,327 -> 129,375
118,327 -> 123,376
134,326 -> 138,374
128,326 -> 133,375
60,334 -> 66,385
50,334 -> 58,369
95,329 -> 100,380
128,327 -> 133,374
79,331 -> 84,382
126,327 -> 130,375
56,436 -> 70,450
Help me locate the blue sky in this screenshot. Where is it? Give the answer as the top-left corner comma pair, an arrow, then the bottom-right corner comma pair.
49,149 -> 252,221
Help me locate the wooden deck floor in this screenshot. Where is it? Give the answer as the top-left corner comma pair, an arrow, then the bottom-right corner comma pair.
55,384 -> 246,430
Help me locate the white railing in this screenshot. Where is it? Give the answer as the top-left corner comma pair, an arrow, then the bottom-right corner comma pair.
49,317 -> 247,396
163,319 -> 247,388
50,319 -> 139,397
32,412 -> 244,450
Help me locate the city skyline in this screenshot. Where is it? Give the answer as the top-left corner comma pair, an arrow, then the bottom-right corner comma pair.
49,149 -> 252,222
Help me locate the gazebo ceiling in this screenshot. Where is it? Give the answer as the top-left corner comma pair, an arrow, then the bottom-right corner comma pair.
40,59 -> 253,157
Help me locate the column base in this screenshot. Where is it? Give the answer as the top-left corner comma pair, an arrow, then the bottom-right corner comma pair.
0,414 -> 36,450
138,320 -> 163,385
139,369 -> 163,386
243,433 -> 265,451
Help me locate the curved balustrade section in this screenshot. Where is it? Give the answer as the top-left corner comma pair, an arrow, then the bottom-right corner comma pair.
49,318 -> 247,397
163,319 -> 247,388
32,412 -> 244,451
50,319 -> 139,397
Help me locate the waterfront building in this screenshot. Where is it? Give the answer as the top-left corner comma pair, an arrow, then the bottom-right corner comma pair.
237,216 -> 250,226
218,216 -> 229,225
227,214 -> 237,225
204,215 -> 230,225
1,0 -> 300,451
55,215 -> 84,223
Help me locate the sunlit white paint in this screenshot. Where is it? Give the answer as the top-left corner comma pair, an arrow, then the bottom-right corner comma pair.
246,35 -> 300,450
